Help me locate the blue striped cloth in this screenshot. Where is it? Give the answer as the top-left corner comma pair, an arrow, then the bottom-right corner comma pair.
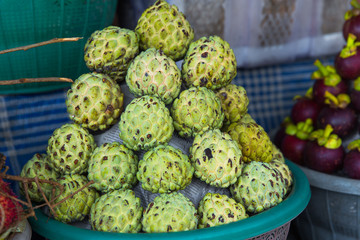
0,56 -> 335,179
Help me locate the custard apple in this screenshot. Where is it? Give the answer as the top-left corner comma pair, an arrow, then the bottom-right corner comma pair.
272,144 -> 285,163
216,84 -> 249,126
19,153 -> 59,203
142,192 -> 198,233
88,142 -> 138,193
270,159 -> 293,194
171,87 -> 224,138
135,0 -> 194,61
226,122 -> 273,163
47,123 -> 96,175
197,193 -> 248,229
84,26 -> 139,82
126,48 -> 181,105
230,161 -> 287,214
137,145 -> 194,193
66,72 -> 124,131
182,35 -> 237,90
52,174 -> 99,223
119,95 -> 174,151
90,189 -> 143,233
189,129 -> 243,188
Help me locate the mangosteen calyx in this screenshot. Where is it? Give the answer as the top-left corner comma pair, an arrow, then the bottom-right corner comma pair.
347,139 -> 360,152
354,77 -> 360,91
309,124 -> 342,149
293,87 -> 314,101
339,33 -> 360,58
324,92 -> 351,109
285,118 -> 314,140
345,0 -> 360,20
311,59 -> 341,87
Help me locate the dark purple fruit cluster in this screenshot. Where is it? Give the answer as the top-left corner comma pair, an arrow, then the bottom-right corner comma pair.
275,1 -> 360,179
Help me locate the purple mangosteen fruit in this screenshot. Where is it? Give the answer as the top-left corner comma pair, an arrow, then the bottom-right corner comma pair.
280,118 -> 314,165
317,92 -> 357,138
334,33 -> 360,81
291,88 -> 321,124
303,124 -> 345,174
350,77 -> 360,112
343,139 -> 360,179
311,60 -> 348,106
343,0 -> 360,40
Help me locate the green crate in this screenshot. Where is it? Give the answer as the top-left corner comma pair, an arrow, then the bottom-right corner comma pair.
0,0 -> 118,95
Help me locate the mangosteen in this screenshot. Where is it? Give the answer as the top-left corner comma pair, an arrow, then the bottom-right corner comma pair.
303,124 -> 345,174
291,88 -> 321,124
280,118 -> 314,165
334,33 -> 360,81
343,0 -> 360,40
311,59 -> 348,106
343,139 -> 360,179
350,77 -> 360,112
317,92 -> 357,138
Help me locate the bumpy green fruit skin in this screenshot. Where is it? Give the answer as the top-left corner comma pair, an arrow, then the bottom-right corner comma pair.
197,193 -> 248,229
135,0 -> 194,61
119,95 -> 174,151
142,192 -> 198,233
137,145 -> 194,193
270,159 -> 293,194
52,174 -> 99,223
126,48 -> 181,105
88,142 -> 138,193
90,189 -> 143,233
20,153 -> 59,203
189,129 -> 243,188
182,35 -> 237,90
230,161 -> 287,214
171,87 -> 224,138
66,72 -> 124,131
226,122 -> 273,163
47,123 -> 96,175
84,26 -> 139,82
216,84 -> 249,126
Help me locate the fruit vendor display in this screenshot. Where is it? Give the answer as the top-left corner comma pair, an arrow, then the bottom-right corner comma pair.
276,1 -> 360,179
14,0 -> 295,235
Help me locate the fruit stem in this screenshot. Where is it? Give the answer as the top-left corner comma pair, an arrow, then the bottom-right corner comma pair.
309,124 -> 342,149
324,91 -> 351,109
347,139 -> 360,152
345,0 -> 360,20
311,60 -> 341,86
285,118 -> 313,140
339,33 -> 360,58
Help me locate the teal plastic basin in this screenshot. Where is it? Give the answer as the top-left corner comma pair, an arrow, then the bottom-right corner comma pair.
29,160 -> 310,240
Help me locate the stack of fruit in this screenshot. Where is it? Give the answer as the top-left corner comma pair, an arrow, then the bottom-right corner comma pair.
275,0 -> 360,179
19,0 -> 293,234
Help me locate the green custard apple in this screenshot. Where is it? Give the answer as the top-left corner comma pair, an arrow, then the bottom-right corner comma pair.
88,142 -> 138,193
142,192 -> 198,233
230,161 -> 287,214
137,145 -> 194,193
226,122 -> 273,163
135,0 -> 194,61
19,153 -> 59,203
189,129 -> 243,188
47,123 -> 96,175
126,48 -> 181,105
182,35 -> 237,90
197,193 -> 248,229
52,174 -> 99,223
66,72 -> 124,132
216,84 -> 249,127
171,87 -> 224,138
90,189 -> 143,233
119,95 -> 174,151
84,26 -> 139,82
269,159 -> 293,195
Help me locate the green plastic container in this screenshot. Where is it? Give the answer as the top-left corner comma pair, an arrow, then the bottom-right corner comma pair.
29,160 -> 310,240
0,0 -> 118,95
